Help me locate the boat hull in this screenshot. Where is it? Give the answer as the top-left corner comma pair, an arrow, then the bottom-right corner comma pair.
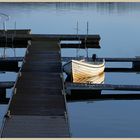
63,59 -> 105,83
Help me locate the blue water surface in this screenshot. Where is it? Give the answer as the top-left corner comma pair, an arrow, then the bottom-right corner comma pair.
0,2 -> 140,137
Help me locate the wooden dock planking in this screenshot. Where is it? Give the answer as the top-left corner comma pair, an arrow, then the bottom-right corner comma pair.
15,87 -> 62,95
25,55 -> 61,62
2,116 -> 69,138
21,62 -> 62,72
0,29 -> 31,35
0,33 -> 100,48
66,83 -> 140,91
1,39 -> 70,137
17,72 -> 62,80
8,95 -> 66,116
15,76 -> 63,89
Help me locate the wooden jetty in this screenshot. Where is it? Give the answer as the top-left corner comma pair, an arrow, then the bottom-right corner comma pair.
0,57 -> 23,62
0,81 -> 14,89
0,33 -> 100,49
1,37 -> 70,137
62,56 -> 140,62
62,56 -> 140,70
2,29 -> 140,137
65,82 -> 140,94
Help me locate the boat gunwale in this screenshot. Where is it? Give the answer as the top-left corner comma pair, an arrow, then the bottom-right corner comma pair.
63,59 -> 105,69
72,59 -> 105,68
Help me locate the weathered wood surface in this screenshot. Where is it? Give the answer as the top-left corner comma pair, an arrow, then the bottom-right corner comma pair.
0,57 -> 23,62
0,33 -> 100,48
1,40 -> 70,137
66,82 -> 140,91
0,29 -> 31,35
2,116 -> 69,138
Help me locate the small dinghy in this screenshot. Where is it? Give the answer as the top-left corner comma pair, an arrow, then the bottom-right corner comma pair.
63,59 -> 105,83
63,22 -> 105,83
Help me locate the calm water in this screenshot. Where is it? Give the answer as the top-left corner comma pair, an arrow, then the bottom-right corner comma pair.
1,2 -> 140,137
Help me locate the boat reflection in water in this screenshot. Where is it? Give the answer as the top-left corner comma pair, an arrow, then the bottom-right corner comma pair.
65,72 -> 105,98
74,72 -> 105,84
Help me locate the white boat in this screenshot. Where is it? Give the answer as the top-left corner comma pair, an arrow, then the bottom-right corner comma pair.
63,59 -> 105,83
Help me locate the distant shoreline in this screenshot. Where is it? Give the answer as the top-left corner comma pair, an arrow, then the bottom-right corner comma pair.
0,0 -> 139,2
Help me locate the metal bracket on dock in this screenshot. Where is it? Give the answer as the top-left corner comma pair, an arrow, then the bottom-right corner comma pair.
62,89 -> 66,95
14,88 -> 17,95
4,110 -> 11,118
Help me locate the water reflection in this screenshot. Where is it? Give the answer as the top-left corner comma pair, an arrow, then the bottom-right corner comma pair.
74,72 -> 105,84
0,2 -> 140,138
0,2 -> 140,14
68,100 -> 140,138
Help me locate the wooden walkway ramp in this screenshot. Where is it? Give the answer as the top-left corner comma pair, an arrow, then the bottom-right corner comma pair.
1,39 -> 70,137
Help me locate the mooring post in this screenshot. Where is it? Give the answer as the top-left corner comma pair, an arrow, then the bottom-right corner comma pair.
132,56 -> 140,70
92,54 -> 97,61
